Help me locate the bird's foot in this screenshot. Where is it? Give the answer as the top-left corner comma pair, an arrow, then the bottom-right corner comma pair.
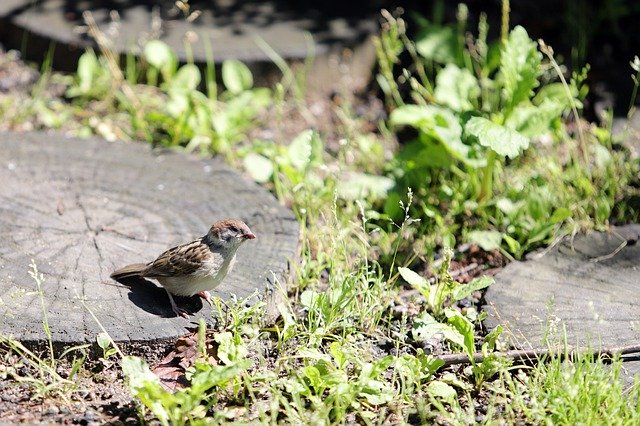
198,291 -> 214,307
166,290 -> 189,319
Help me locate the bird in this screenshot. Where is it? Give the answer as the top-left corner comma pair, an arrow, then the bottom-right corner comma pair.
110,218 -> 256,318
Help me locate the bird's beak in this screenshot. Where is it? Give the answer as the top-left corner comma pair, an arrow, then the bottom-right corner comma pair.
243,232 -> 256,240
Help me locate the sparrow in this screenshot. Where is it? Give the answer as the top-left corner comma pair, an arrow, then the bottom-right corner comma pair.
110,218 -> 256,318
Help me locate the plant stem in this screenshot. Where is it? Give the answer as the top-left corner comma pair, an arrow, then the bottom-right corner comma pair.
500,0 -> 510,44
479,150 -> 497,201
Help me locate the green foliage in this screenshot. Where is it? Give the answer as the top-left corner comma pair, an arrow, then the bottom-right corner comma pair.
375,10 -> 639,258
398,250 -> 493,319
123,355 -> 250,426
65,40 -> 271,153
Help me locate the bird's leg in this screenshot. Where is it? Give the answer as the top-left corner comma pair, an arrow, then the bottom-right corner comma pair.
197,290 -> 214,307
166,290 -> 189,319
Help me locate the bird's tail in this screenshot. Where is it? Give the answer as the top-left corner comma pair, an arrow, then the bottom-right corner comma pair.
110,263 -> 147,281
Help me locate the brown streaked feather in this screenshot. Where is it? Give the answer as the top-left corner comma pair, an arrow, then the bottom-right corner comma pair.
141,239 -> 210,278
110,263 -> 147,280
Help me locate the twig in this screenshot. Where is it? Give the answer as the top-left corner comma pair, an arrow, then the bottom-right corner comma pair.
437,343 -> 640,367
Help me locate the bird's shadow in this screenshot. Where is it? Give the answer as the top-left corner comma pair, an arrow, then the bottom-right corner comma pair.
112,276 -> 204,318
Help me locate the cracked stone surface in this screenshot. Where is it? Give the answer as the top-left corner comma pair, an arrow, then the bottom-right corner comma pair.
484,225 -> 640,386
0,132 -> 299,344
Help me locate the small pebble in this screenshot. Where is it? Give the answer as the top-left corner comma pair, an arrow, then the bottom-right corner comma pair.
44,405 -> 60,415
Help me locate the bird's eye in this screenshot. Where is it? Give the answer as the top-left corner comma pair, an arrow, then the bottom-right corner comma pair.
230,226 -> 239,233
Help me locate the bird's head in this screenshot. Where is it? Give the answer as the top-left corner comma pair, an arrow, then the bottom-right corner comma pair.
208,218 -> 256,248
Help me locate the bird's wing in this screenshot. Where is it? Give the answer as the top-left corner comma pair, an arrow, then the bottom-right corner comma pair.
142,239 -> 209,277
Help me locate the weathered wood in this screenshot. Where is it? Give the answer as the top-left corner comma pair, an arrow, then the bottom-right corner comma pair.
0,132 -> 299,344
484,225 -> 640,385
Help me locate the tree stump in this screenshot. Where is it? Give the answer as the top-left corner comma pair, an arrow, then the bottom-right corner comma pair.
483,225 -> 640,386
0,132 -> 299,346
0,0 -> 380,93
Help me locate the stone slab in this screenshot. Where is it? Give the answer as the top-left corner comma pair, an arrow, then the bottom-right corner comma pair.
484,225 -> 640,385
0,131 -> 299,344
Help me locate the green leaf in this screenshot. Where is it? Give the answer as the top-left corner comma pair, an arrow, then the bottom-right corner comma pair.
243,153 -> 273,183
549,207 -> 572,223
214,331 -> 248,364
446,310 -> 475,358
415,24 -> 457,64
412,312 -> 465,348
483,325 -> 503,352
468,230 -> 502,251
434,64 -> 480,111
506,98 -> 566,138
503,234 -> 521,254
287,130 -> 317,171
389,104 -> 433,127
451,276 -> 494,301
500,26 -> 541,108
121,356 -> 170,426
391,105 -> 483,167
398,267 -> 426,287
427,380 -> 457,402
171,64 -> 201,92
465,116 -> 529,158
96,332 -> 111,350
222,60 -> 253,94
76,50 -> 99,93
144,40 -> 176,71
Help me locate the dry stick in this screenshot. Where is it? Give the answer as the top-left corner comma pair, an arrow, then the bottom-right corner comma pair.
437,343 -> 640,367
82,11 -> 143,115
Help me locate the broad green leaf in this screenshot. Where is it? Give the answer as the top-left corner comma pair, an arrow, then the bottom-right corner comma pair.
243,153 -> 273,183
336,172 -> 394,201
465,116 -> 529,158
549,207 -> 572,223
300,289 -> 322,310
303,365 -> 323,390
96,332 -> 111,350
383,192 -> 403,220
398,267 -> 428,288
427,380 -> 457,402
171,64 -> 201,92
121,356 -> 170,426
287,130 -> 320,171
389,104 -> 433,127
76,50 -> 99,93
412,312 -> 465,348
415,24 -> 457,64
496,197 -> 521,216
446,310 -> 475,358
144,40 -> 175,70
503,234 -> 521,254
222,60 -> 253,94
500,26 -> 541,108
434,64 -> 480,111
506,98 -> 565,138
451,276 -> 494,301
214,331 -> 248,364
392,105 -> 483,166
483,325 -> 503,352
468,230 -> 502,251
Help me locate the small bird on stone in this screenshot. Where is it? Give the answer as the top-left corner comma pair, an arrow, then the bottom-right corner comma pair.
110,218 -> 256,318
